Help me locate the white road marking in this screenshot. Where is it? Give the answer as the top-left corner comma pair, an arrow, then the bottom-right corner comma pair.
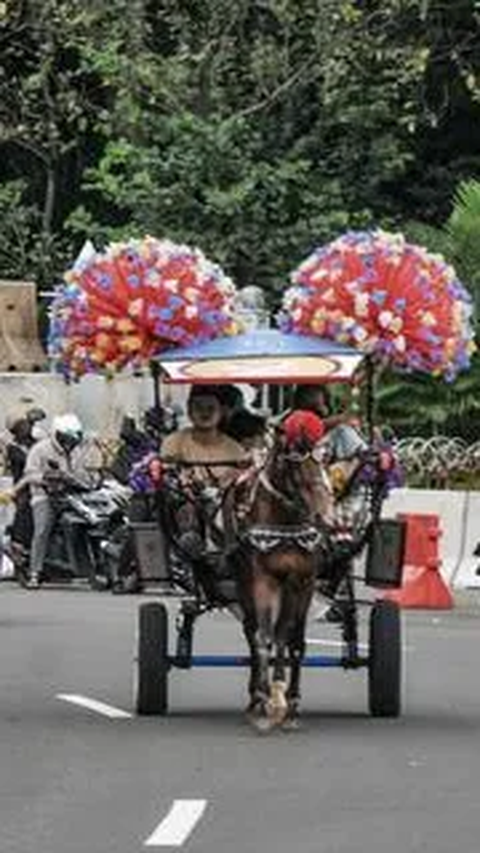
306,637 -> 414,652
56,693 -> 132,719
306,638 -> 368,651
144,800 -> 207,847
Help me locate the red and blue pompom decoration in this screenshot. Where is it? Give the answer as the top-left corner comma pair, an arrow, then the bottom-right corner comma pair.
48,236 -> 241,378
281,230 -> 475,381
283,410 -> 326,448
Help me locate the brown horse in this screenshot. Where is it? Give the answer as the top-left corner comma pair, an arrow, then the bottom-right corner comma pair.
235,421 -> 333,731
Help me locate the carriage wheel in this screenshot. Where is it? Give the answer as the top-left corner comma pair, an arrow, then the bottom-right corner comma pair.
136,602 -> 169,715
368,600 -> 401,718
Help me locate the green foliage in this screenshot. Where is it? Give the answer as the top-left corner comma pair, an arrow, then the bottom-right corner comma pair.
377,356 -> 480,443
0,180 -> 43,279
2,0 -> 479,289
0,0 -> 479,443
446,179 -> 480,309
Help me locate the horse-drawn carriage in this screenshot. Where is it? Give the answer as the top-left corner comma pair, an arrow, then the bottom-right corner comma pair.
48,231 -> 473,729
130,330 -> 406,728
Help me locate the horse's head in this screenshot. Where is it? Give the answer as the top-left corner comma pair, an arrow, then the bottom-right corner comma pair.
266,411 -> 333,523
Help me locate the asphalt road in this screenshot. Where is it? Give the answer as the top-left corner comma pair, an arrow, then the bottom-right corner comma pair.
1,583 -> 479,853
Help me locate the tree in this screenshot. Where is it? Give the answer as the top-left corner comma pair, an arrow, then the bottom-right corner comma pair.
0,0 -> 108,282
446,179 -> 480,312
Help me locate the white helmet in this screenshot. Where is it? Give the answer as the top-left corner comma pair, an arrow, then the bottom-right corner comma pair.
52,413 -> 84,451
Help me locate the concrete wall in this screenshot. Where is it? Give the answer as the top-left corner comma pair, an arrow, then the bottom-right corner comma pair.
0,371 -> 188,437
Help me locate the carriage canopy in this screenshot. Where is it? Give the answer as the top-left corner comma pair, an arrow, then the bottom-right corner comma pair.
155,329 -> 364,385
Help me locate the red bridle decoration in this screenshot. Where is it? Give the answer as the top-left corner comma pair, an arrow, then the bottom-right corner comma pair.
283,410 -> 325,448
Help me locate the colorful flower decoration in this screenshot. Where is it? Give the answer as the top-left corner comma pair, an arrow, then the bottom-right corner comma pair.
358,440 -> 405,498
129,452 -> 164,493
48,236 -> 240,378
281,230 -> 475,380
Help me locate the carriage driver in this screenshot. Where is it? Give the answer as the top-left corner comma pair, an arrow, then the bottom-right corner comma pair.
161,385 -> 247,560
161,385 -> 247,479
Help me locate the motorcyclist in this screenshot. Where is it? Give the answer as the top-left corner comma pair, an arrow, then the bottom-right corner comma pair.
14,413 -> 91,589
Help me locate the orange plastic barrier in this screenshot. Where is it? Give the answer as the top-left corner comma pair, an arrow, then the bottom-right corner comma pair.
384,512 -> 454,609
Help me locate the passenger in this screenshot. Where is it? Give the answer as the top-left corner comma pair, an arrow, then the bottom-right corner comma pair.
109,414 -> 155,485
5,406 -> 47,483
216,385 -> 267,451
13,413 -> 91,589
223,407 -> 267,451
288,386 -> 368,625
290,384 -> 367,461
4,407 -> 46,559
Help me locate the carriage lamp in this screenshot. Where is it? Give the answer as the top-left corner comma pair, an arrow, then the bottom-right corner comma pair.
236,286 -> 270,330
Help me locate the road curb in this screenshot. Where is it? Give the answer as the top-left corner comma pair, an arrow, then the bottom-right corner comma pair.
453,588 -> 480,614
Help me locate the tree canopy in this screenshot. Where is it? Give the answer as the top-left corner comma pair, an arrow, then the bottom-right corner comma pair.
1,0 -> 479,433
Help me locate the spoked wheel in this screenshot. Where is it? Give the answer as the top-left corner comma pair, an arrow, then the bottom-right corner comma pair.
136,602 -> 169,715
368,599 -> 401,718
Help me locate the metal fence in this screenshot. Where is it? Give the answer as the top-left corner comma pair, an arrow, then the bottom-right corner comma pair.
395,436 -> 480,489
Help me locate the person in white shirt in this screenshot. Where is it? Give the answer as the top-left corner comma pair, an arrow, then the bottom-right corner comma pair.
16,414 -> 90,588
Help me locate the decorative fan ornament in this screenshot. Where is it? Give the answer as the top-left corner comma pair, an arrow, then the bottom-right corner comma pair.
48,237 -> 240,378
281,230 -> 475,380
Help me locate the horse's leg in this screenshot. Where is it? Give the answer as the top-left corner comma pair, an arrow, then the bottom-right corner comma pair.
242,614 -> 261,712
246,573 -> 277,729
238,575 -> 271,723
268,585 -> 293,726
284,583 -> 314,728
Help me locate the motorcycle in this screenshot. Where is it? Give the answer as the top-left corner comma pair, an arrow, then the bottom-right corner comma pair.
474,541 -> 480,575
10,470 -> 130,590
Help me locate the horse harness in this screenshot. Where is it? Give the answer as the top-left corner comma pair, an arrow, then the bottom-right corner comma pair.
237,452 -> 329,556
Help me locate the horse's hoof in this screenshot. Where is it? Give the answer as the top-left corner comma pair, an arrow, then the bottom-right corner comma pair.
252,715 -> 274,734
267,704 -> 288,726
267,680 -> 288,725
281,716 -> 301,732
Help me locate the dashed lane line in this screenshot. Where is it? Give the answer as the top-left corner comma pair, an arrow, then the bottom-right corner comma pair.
144,800 -> 208,847
56,693 -> 133,719
306,638 -> 414,652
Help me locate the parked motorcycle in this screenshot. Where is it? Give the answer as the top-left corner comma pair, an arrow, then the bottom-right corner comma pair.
474,541 -> 480,575
10,471 -> 130,590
